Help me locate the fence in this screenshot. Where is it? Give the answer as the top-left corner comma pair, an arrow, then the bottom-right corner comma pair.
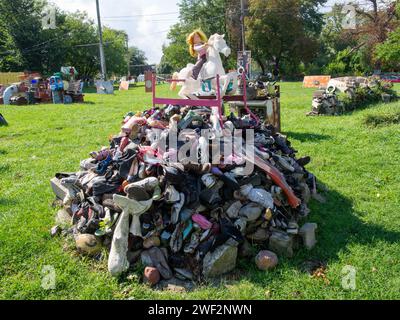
0,72 -> 22,85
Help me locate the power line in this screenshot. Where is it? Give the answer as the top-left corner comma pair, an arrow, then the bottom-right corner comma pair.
102,11 -> 179,18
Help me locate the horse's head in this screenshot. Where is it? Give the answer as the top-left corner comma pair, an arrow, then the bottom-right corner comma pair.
208,33 -> 231,57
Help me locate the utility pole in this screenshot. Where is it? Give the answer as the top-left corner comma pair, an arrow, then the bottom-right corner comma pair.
96,0 -> 107,80
126,34 -> 130,77
240,0 -> 246,52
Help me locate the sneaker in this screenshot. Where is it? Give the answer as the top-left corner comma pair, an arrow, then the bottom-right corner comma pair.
171,193 -> 185,224
164,185 -> 180,203
201,173 -> 217,188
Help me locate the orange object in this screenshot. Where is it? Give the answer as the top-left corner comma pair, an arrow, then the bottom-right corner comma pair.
303,76 -> 331,88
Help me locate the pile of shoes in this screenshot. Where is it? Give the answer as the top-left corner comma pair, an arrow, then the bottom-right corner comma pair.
307,76 -> 398,116
50,104 -> 320,285
307,87 -> 344,116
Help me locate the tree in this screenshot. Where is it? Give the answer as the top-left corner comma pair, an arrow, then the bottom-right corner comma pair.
162,0 -> 235,72
0,1 -> 131,78
347,0 -> 398,69
0,0 -> 47,72
128,46 -> 148,76
245,0 -> 322,75
375,2 -> 400,70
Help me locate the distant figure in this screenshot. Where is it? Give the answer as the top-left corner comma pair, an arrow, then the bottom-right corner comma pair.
273,68 -> 279,81
3,84 -> 18,105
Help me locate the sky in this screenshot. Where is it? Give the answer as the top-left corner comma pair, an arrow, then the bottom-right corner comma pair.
50,0 -> 180,64
49,0 -> 353,64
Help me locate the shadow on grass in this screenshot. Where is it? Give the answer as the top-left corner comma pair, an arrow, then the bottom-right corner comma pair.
207,182 -> 400,289
285,131 -> 332,142
0,149 -> 7,155
0,197 -> 19,207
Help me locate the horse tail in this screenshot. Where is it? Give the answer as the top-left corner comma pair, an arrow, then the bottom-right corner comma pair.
170,72 -> 179,91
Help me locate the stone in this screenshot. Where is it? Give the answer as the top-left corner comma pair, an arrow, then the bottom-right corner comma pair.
255,250 -> 278,270
75,234 -> 102,256
238,239 -> 253,257
50,225 -> 61,237
268,231 -> 293,258
157,278 -> 194,292
226,201 -> 242,219
50,177 -> 69,200
144,266 -> 160,286
55,209 -> 72,226
143,236 -> 161,249
299,222 -> 317,250
202,244 -> 238,278
239,202 -> 263,221
247,228 -> 269,242
127,250 -> 142,264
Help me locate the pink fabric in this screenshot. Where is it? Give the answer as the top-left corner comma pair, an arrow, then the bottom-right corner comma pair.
192,213 -> 212,230
194,43 -> 207,57
121,116 -> 147,134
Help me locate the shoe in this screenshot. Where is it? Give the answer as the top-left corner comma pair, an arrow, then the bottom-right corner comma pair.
163,166 -> 184,185
201,173 -> 217,188
199,188 -> 222,208
297,156 -> 311,167
170,222 -> 184,253
171,193 -> 185,224
191,213 -> 212,230
183,232 -> 200,254
124,177 -> 159,201
184,163 -> 211,175
152,185 -> 162,201
164,185 -> 180,203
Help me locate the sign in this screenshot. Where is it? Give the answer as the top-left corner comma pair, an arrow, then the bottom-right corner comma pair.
237,51 -> 252,79
303,76 -> 331,88
145,71 -> 153,93
119,81 -> 129,91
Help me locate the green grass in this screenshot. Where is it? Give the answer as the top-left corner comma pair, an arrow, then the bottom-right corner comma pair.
1,82 -> 400,300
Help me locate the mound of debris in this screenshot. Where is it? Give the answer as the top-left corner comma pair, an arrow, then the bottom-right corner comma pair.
307,76 -> 398,116
50,105 -> 320,285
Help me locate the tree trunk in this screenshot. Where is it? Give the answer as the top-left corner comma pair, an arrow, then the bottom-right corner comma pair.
256,57 -> 265,74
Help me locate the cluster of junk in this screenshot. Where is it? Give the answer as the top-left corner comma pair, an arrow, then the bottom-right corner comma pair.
0,67 -> 84,106
50,100 -> 321,287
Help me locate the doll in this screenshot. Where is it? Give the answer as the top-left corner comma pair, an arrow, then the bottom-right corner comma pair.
186,29 -> 209,80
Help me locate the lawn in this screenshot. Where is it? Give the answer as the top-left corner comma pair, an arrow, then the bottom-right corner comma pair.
1,82 -> 399,300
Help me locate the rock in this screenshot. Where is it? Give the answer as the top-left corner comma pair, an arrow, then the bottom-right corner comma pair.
143,236 -> 161,249
144,266 -> 160,286
299,223 -> 317,250
174,268 -> 194,280
268,231 -> 293,258
50,225 -> 61,237
203,244 -> 238,278
239,202 -> 263,221
157,278 -> 194,292
234,217 -> 247,234
255,250 -> 278,270
50,177 -> 69,200
75,234 -> 102,256
127,250 -> 141,264
55,209 -> 72,226
247,228 -> 269,242
226,201 -> 242,218
238,239 -> 253,257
